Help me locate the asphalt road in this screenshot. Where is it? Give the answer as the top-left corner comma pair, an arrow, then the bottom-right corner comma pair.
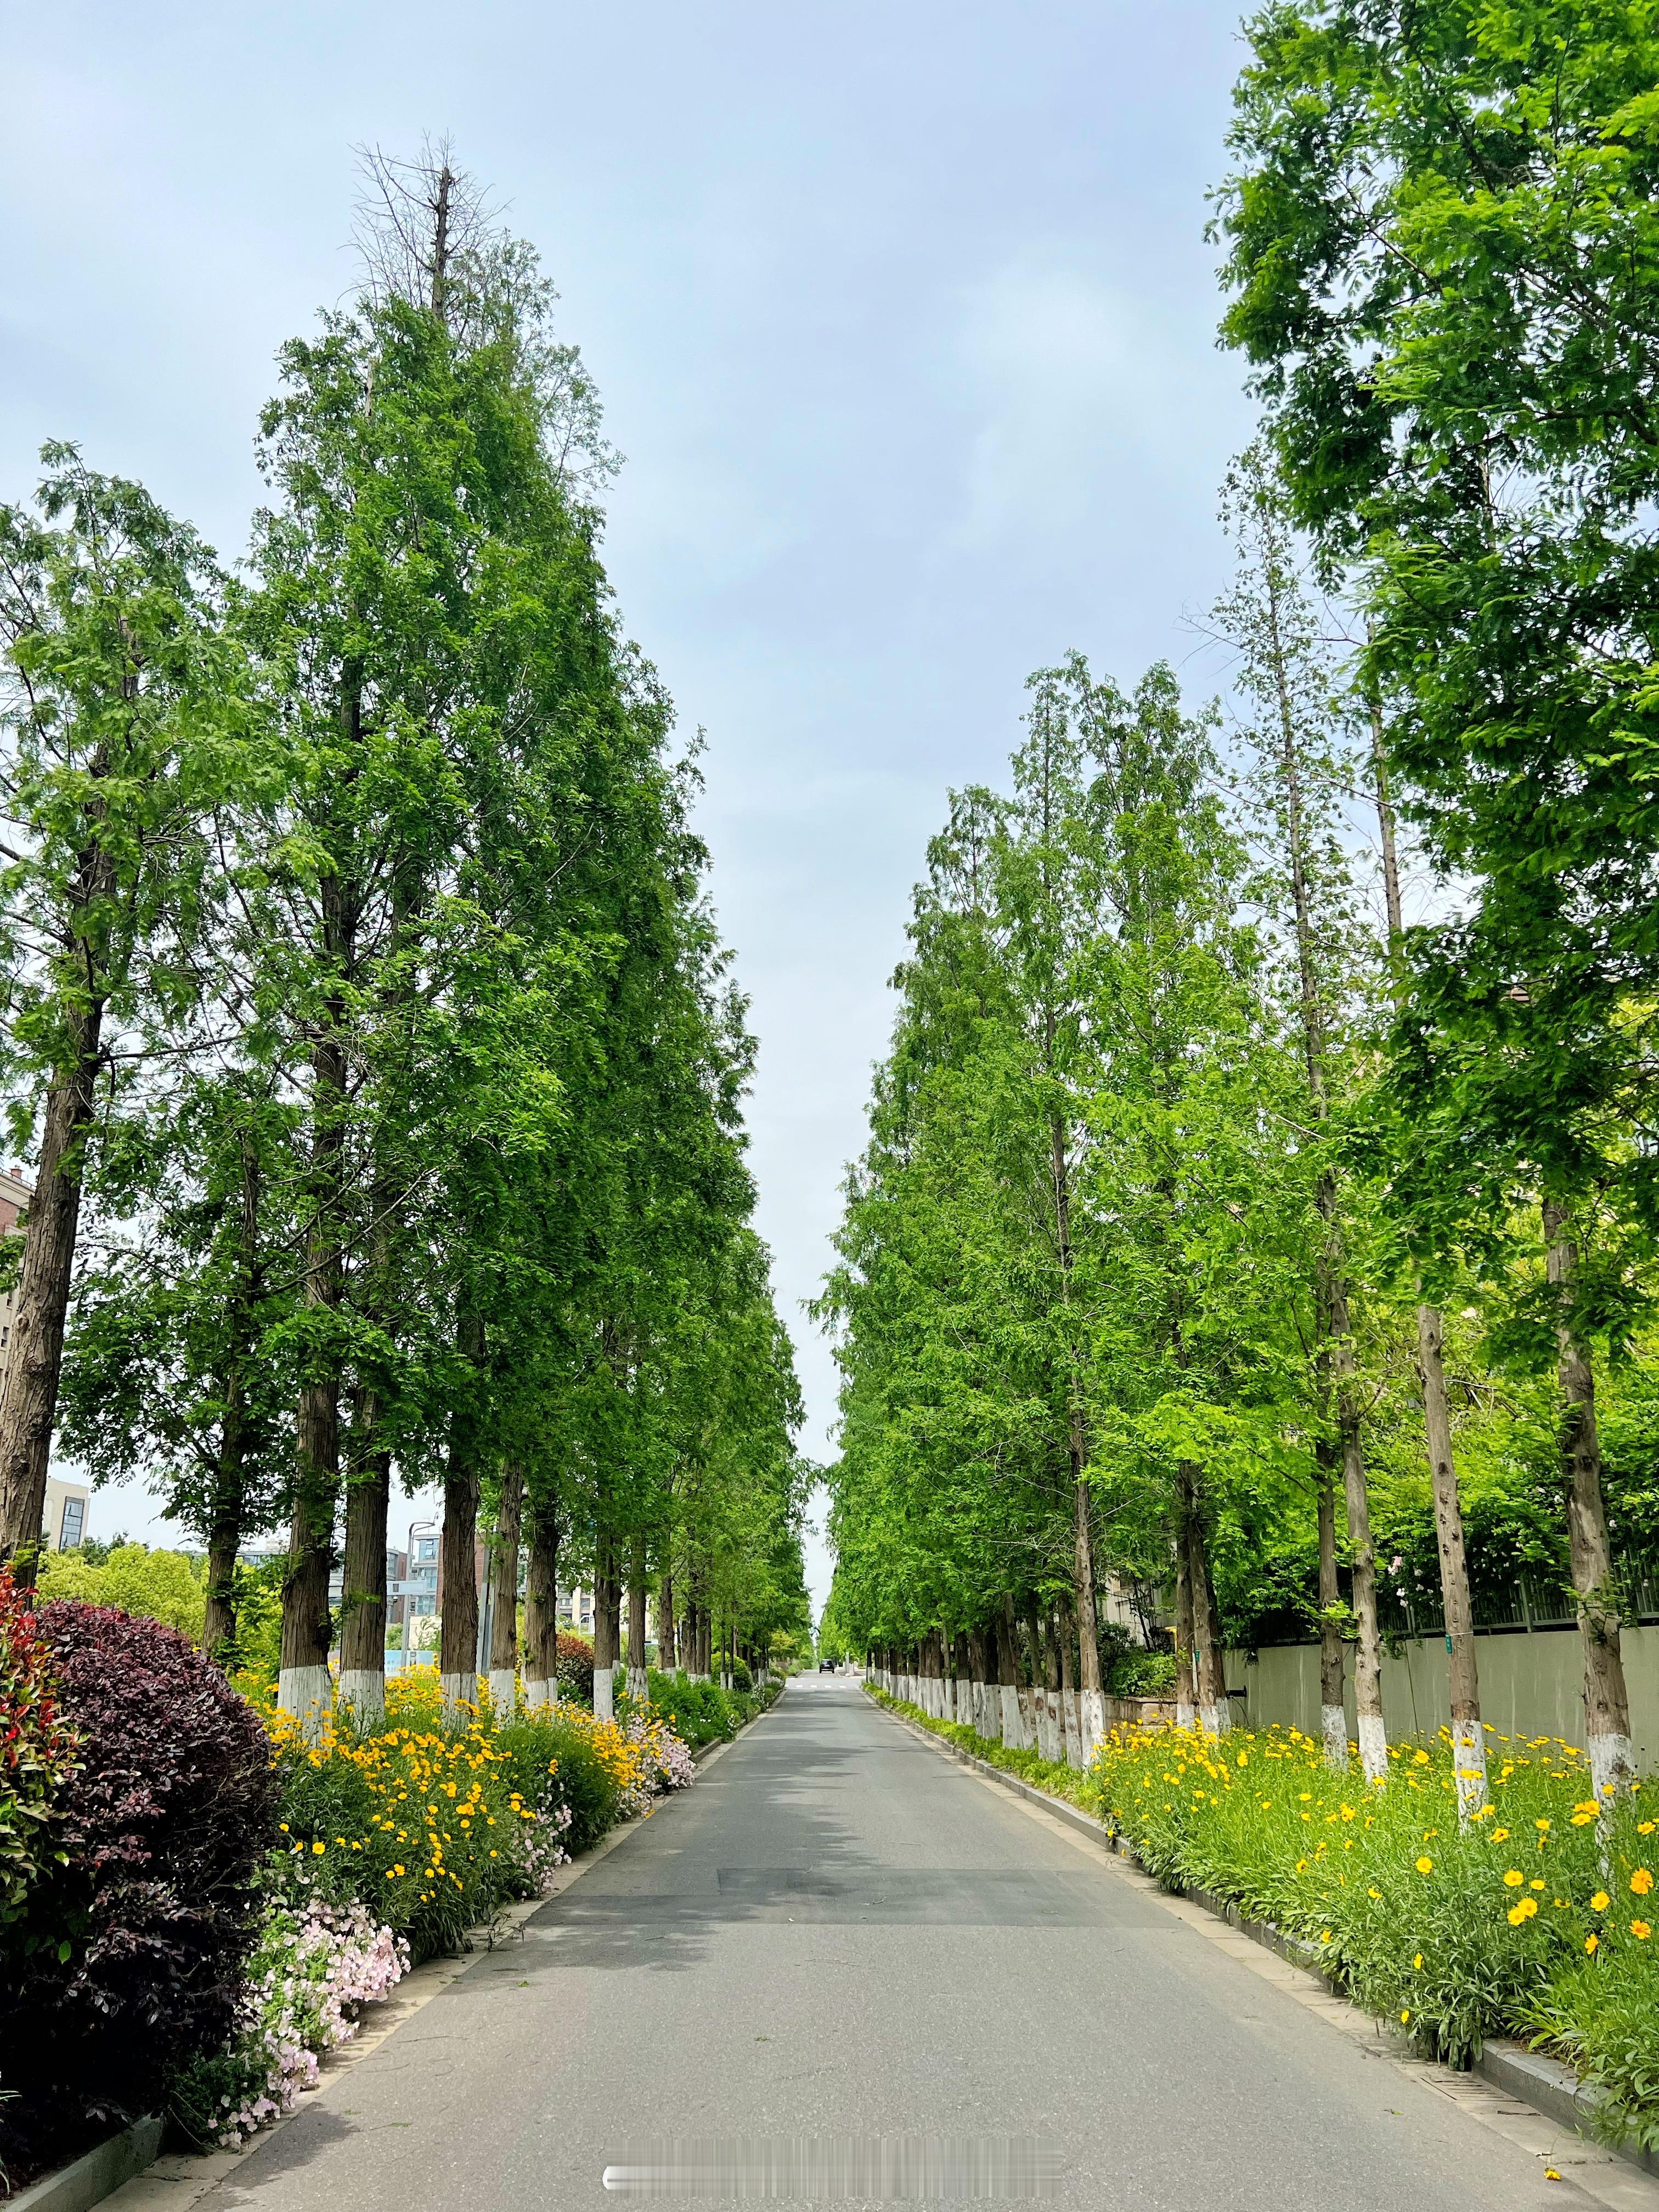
183,1677 -> 1604,2211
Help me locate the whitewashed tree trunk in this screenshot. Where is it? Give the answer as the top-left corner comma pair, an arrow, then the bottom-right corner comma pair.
489,1667 -> 516,1712
1077,1688 -> 1105,1766
337,1669 -> 385,1730
1064,1688 -> 1082,1767
1322,1703 -> 1348,1769
440,1673 -> 472,1723
281,1663 -> 333,1742
594,1666 -> 615,1720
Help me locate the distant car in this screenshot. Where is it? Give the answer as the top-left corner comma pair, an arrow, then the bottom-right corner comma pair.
819,1658 -> 835,1672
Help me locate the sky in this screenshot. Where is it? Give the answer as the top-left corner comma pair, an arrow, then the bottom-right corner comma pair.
4,0 -> 1261,1617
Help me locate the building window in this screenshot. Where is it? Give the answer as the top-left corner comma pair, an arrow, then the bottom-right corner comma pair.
59,1497 -> 84,1549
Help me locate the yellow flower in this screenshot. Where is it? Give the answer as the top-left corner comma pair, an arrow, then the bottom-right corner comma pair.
313,1841 -> 325,1855
1508,1897 -> 1538,1925
1639,1821 -> 1656,1836
1503,1870 -> 1524,1888
1415,1857 -> 1433,1875
1585,1934 -> 1598,1954
1412,1953 -> 1423,1970
1490,1828 -> 1509,1842
1630,1868 -> 1654,1897
1529,1878 -> 1545,1892
1633,1920 -> 1652,1941
1592,1891 -> 1610,1911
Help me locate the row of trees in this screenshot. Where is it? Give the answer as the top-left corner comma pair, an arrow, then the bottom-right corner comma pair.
822,2 -> 1659,1812
0,146 -> 809,1722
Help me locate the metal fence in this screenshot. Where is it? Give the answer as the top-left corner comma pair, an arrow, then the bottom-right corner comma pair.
1373,1560 -> 1659,1644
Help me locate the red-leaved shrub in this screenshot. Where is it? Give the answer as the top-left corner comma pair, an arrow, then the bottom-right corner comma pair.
0,1602 -> 277,2180
0,1566 -> 78,1929
556,1628 -> 595,1702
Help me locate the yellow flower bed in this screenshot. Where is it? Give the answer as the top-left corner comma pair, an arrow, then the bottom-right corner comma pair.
261,1672 -> 654,1955
1091,1720 -> 1659,2147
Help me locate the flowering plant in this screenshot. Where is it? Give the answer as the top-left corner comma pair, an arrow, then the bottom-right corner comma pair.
172,1894 -> 410,2149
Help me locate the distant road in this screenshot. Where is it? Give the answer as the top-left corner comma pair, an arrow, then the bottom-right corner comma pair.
150,1677 -> 1599,2210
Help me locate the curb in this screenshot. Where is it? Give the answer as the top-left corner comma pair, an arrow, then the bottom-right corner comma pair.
870,1690 -> 1659,2184
6,2121 -> 166,2212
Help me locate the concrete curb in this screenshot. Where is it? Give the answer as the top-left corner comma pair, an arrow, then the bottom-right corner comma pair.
870,1689 -> 1659,2183
5,2122 -> 166,2212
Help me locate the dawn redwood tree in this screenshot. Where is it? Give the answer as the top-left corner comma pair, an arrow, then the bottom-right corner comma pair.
0,452 -> 242,1581
1211,448 -> 1390,1779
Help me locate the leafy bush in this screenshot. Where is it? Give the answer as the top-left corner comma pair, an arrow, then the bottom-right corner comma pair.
1107,1649 -> 1176,1697
38,1543 -> 207,1642
0,1567 -> 78,1928
730,1658 -> 753,1693
555,1630 -> 595,1703
640,1669 -> 738,1748
0,1602 -> 277,2181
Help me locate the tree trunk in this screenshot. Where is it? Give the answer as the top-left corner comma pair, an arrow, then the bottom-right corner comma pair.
487,1459 -> 523,1711
1544,1200 -> 1634,1803
1327,1265 -> 1386,1780
1184,1476 -> 1230,1736
659,1567 -> 677,1672
1173,1488 -> 1197,1730
1314,1404 -> 1359,1773
953,1628 -> 972,1726
1417,1301 -> 1487,1816
1372,707 -> 1482,1808
967,1624 -> 991,1739
1058,1595 -> 1081,1768
627,1532 -> 648,1702
523,1489 -> 560,1707
279,901 -> 350,1731
592,1534 -> 619,1717
998,1593 -> 1026,1749
1072,1466 -> 1105,1760
439,1316 -> 483,1722
0,1007 -> 104,1581
338,1408 -> 391,1727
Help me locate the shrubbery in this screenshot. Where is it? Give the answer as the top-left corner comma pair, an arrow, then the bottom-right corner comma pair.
555,1631 -> 595,1704
0,1602 -> 277,2182
0,1568 -> 77,1929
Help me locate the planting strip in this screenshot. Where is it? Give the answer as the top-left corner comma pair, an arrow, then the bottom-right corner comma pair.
871,1690 -> 1659,2208
74,1689 -> 783,2212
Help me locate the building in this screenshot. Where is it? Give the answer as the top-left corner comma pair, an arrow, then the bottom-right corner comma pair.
42,1474 -> 89,1551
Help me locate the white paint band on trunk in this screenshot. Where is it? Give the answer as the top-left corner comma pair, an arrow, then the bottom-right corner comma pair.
277,1665 -> 332,1741
1588,1729 -> 1636,1804
336,1669 -> 385,1729
1077,1688 -> 1105,1766
441,1672 -> 473,1722
524,1677 -> 549,1709
1321,1703 -> 1348,1769
1356,1710 -> 1389,1782
489,1668 -> 517,1712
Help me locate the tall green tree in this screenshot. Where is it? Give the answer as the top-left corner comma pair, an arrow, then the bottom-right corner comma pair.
0,453 -> 244,1580
1214,0 -> 1659,1798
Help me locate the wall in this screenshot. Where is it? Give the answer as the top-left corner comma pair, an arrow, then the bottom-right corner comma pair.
1228,1625 -> 1659,1767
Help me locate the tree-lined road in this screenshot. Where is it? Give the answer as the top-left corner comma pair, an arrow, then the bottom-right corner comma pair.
156,1683 -> 1611,2211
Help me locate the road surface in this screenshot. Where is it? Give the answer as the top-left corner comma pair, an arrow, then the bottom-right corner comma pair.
142,1677 -> 1642,2211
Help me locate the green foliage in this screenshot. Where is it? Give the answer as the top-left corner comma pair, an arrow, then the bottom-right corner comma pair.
38,1543 -> 207,1643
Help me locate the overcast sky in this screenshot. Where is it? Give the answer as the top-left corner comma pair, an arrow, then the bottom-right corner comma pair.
5,1 -> 1260,1615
